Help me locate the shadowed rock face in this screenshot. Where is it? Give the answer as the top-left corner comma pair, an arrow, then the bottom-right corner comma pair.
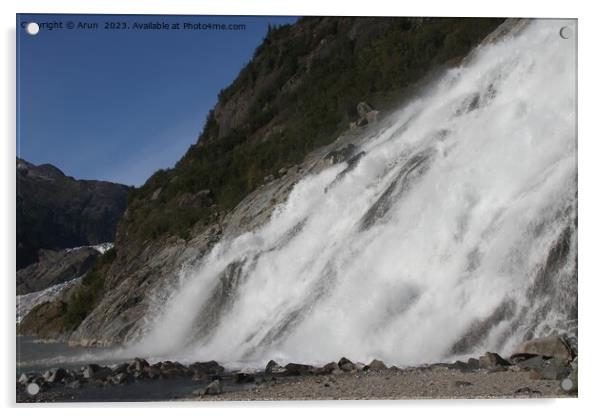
16,158 -> 130,269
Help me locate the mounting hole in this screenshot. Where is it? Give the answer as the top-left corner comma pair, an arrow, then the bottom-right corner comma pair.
559,26 -> 572,40
25,22 -> 40,36
560,378 -> 574,391
26,382 -> 40,395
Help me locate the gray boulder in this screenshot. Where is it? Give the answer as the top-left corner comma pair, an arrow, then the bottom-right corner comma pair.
235,372 -> 255,383
18,373 -> 32,385
203,379 -> 223,396
45,367 -> 68,383
315,362 -> 338,375
82,364 -> 111,380
189,360 -> 224,376
519,355 -> 571,380
284,363 -> 314,376
365,359 -> 388,371
338,357 -> 355,372
448,359 -> 479,373
478,352 -> 510,369
512,335 -> 575,362
110,372 -> 133,385
131,357 -> 149,372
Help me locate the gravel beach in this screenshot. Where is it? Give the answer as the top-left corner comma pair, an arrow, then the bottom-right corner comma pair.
188,365 -> 574,401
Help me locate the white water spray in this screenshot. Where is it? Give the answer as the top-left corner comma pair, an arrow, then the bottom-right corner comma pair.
132,19 -> 577,367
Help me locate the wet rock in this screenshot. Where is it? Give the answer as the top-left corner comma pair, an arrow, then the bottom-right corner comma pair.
189,360 -> 224,376
111,363 -> 129,375
18,373 -> 32,385
265,359 -> 279,373
518,355 -> 571,380
235,372 -> 255,383
533,358 -> 571,380
160,362 -> 192,379
191,370 -> 209,381
448,360 -> 479,373
324,144 -> 356,164
315,362 -> 338,375
284,363 -> 315,376
45,368 -> 68,383
82,364 -> 112,381
478,352 -> 510,369
203,379 -> 223,396
338,357 -> 355,372
140,365 -> 161,380
467,358 -> 480,370
110,372 -> 133,385
512,335 -> 575,362
132,357 -> 149,372
365,359 -> 388,371
517,355 -> 546,370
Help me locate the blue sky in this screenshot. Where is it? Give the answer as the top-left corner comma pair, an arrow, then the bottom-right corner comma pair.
17,14 -> 298,186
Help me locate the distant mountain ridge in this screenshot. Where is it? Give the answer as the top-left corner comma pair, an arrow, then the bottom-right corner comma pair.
16,158 -> 131,269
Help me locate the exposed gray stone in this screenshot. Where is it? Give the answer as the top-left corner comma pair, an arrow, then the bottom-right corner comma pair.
189,360 -> 224,376
478,352 -> 510,369
315,362 -> 338,375
46,368 -> 67,383
203,379 -> 223,395
284,363 -> 315,376
519,355 -> 571,380
82,364 -> 111,380
365,359 -> 388,371
512,335 -> 575,362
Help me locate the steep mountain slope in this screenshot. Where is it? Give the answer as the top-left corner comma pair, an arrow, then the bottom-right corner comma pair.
20,17 -> 507,346
16,158 -> 131,269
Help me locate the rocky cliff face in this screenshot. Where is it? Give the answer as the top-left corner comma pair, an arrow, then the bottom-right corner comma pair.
19,17 -> 506,346
16,158 -> 131,269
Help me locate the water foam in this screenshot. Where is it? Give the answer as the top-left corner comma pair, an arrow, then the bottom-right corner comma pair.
130,19 -> 577,368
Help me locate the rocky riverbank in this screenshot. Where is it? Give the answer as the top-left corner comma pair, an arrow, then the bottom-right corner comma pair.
16,335 -> 577,402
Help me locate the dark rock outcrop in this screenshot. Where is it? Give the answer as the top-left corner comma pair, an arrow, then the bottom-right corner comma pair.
17,158 -> 130,269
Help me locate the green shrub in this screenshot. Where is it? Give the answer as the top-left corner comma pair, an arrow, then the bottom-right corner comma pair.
63,248 -> 116,329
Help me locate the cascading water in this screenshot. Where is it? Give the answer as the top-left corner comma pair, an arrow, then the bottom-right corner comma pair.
132,19 -> 577,368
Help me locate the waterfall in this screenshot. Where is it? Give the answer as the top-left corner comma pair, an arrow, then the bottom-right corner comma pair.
132,19 -> 577,368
